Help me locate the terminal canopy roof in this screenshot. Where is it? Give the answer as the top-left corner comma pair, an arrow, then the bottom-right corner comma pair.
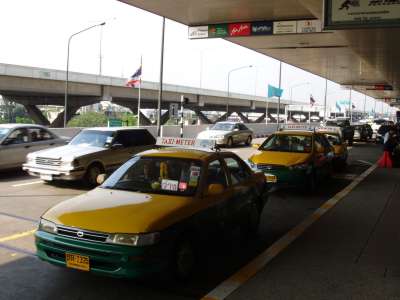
120,0 -> 400,107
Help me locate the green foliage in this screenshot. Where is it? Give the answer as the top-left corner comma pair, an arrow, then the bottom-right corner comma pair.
68,112 -> 108,128
15,116 -> 34,124
120,113 -> 137,126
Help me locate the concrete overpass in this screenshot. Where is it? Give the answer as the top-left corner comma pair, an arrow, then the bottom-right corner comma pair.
119,0 -> 400,108
0,63 -> 295,127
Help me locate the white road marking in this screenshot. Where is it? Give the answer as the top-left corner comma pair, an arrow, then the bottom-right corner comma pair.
357,160 -> 373,166
12,181 -> 43,187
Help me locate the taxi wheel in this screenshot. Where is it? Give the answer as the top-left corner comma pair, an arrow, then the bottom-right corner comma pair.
85,164 -> 103,187
173,238 -> 197,281
226,137 -> 233,148
245,136 -> 252,146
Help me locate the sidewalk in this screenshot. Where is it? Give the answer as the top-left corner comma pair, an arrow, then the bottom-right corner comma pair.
228,167 -> 400,300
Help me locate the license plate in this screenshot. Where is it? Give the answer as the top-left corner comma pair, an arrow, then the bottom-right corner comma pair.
265,174 -> 277,183
40,174 -> 52,181
65,253 -> 90,271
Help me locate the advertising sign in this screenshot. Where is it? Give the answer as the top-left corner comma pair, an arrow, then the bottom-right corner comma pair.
297,20 -> 322,33
273,21 -> 297,34
324,0 -> 400,29
208,24 -> 228,37
188,26 -> 209,39
228,23 -> 251,36
251,21 -> 273,35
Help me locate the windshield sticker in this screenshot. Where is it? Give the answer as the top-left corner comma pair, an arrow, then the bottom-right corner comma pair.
179,182 -> 188,191
189,166 -> 201,187
161,179 -> 179,191
106,136 -> 113,144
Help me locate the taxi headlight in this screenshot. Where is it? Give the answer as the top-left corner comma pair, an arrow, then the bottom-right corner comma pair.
38,218 -> 57,234
26,154 -> 35,164
247,159 -> 255,168
106,232 -> 160,247
214,135 -> 225,139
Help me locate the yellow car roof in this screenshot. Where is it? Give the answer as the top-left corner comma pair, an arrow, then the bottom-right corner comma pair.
319,130 -> 340,136
275,130 -> 314,136
140,147 -> 214,160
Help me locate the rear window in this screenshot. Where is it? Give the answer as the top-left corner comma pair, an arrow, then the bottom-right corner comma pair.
114,130 -> 155,147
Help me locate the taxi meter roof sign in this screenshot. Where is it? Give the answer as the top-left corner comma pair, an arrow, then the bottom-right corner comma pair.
156,137 -> 217,150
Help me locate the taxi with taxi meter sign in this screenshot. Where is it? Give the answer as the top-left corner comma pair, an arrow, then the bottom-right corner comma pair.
248,125 -> 334,191
316,126 -> 348,170
35,137 -> 268,280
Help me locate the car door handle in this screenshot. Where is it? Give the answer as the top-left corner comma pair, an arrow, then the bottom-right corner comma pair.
24,145 -> 30,149
49,143 -> 55,146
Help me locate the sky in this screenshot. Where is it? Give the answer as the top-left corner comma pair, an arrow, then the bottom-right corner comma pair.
0,0 -> 394,116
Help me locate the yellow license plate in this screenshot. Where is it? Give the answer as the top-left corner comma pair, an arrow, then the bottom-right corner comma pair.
266,174 -> 277,183
65,253 -> 90,271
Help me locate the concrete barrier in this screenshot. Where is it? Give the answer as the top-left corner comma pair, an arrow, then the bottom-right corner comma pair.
49,123 -> 322,139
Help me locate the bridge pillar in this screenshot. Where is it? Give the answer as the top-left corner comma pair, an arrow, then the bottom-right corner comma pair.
50,105 -> 81,128
193,108 -> 212,124
160,109 -> 170,125
236,111 -> 250,123
215,112 -> 230,123
23,104 -> 50,126
139,111 -> 152,126
254,113 -> 266,123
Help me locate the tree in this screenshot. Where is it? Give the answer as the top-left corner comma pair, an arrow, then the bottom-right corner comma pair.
67,112 -> 108,127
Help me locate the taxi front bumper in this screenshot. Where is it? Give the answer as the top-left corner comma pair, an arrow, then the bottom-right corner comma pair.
255,166 -> 311,188
35,230 -> 171,278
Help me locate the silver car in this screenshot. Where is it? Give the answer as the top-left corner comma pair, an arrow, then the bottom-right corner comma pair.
0,124 -> 66,171
23,127 -> 155,186
196,122 -> 254,147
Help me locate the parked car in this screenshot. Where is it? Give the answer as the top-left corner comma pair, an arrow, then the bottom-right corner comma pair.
23,127 -> 155,185
352,123 -> 373,141
326,118 -> 355,145
196,122 -> 253,147
35,146 -> 268,280
317,128 -> 348,170
0,124 -> 66,171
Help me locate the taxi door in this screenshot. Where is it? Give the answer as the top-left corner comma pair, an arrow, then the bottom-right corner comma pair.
198,158 -> 233,234
221,155 -> 255,230
313,134 -> 331,178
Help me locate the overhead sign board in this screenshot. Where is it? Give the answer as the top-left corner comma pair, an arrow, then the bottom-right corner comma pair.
324,0 -> 400,30
251,21 -> 273,35
208,24 -> 228,38
366,84 -> 393,91
273,21 -> 297,34
228,22 -> 251,36
188,26 -> 209,39
297,20 -> 322,33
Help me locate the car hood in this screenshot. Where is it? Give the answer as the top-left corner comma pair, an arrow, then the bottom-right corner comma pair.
42,188 -> 196,233
249,151 -> 310,167
30,144 -> 104,160
197,130 -> 230,138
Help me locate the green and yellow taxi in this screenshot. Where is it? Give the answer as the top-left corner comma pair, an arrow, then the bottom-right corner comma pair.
35,140 -> 268,280
316,127 -> 348,170
248,128 -> 334,190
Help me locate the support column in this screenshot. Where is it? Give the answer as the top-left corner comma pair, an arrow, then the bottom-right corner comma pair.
23,104 -> 50,126
216,112 -> 229,123
139,111 -> 152,126
51,105 -> 81,128
237,112 -> 250,123
255,113 -> 266,123
194,108 -> 212,124
160,110 -> 170,125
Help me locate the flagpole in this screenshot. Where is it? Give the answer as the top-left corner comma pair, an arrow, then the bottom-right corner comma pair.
349,88 -> 353,123
265,98 -> 269,125
277,61 -> 282,130
137,56 -> 142,127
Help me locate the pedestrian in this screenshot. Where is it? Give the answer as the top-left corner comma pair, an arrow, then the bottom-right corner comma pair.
379,127 -> 397,168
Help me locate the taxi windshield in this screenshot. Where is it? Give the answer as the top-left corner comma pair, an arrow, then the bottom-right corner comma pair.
69,130 -> 113,148
0,128 -> 10,141
260,134 -> 312,153
211,123 -> 234,131
102,156 -> 202,196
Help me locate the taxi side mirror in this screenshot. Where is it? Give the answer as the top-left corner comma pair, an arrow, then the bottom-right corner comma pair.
252,143 -> 260,149
205,184 -> 224,196
97,174 -> 107,185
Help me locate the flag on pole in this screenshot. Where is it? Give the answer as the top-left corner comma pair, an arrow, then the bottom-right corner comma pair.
336,101 -> 342,112
352,103 -> 356,109
310,94 -> 316,106
267,84 -> 283,98
126,65 -> 142,88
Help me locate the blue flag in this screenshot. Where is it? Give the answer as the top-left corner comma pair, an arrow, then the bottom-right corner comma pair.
336,101 -> 342,112
268,84 -> 283,98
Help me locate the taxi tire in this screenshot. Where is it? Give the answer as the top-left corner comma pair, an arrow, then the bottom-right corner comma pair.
85,163 -> 104,187
245,136 -> 252,146
173,237 -> 197,282
226,137 -> 233,148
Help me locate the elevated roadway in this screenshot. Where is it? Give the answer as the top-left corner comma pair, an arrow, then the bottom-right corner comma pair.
0,63 -> 296,127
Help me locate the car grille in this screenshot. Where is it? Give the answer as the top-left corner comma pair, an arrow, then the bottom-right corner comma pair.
56,226 -> 109,243
35,157 -> 62,167
256,164 -> 286,171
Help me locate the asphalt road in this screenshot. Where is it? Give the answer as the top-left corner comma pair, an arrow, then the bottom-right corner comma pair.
0,140 -> 382,300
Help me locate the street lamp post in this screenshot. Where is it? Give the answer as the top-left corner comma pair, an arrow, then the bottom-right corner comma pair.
227,65 -> 253,120
64,22 -> 106,128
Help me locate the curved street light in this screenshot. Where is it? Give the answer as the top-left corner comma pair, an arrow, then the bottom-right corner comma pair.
226,65 -> 253,120
64,22 -> 106,128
